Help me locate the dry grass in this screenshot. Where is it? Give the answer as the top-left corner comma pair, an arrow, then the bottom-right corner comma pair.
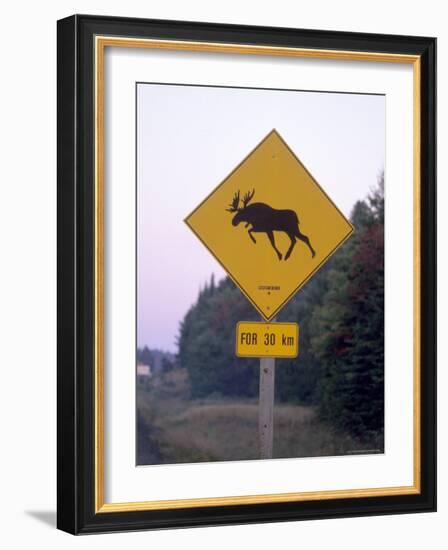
137,369 -> 373,465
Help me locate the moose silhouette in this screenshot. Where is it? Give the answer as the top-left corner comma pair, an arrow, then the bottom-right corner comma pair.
226,189 -> 316,261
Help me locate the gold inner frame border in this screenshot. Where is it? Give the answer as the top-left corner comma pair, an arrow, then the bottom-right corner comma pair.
94,35 -> 421,513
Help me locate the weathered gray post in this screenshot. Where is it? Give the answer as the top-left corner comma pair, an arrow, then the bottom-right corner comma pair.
259,316 -> 276,459
259,355 -> 275,459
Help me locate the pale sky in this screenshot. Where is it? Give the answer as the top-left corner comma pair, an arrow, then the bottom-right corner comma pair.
137,83 -> 385,352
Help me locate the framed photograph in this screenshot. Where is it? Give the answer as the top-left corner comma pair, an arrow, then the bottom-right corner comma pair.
57,14 -> 436,534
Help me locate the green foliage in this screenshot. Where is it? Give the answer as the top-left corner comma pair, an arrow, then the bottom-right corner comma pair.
311,178 -> 384,441
137,346 -> 153,366
178,276 -> 260,398
274,265 -> 330,404
137,346 -> 175,373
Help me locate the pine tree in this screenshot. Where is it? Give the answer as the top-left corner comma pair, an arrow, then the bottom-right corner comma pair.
177,277 -> 259,398
311,177 -> 384,442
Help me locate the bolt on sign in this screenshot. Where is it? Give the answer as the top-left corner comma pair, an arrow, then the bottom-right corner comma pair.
185,129 -> 354,320
236,321 -> 298,358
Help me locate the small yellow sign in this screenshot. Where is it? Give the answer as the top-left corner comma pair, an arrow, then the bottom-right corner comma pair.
185,129 -> 354,320
236,321 -> 299,358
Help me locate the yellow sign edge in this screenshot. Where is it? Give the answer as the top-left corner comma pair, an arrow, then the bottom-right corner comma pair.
235,321 -> 299,358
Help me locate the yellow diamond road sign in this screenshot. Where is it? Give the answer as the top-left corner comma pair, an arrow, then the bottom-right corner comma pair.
185,129 -> 354,321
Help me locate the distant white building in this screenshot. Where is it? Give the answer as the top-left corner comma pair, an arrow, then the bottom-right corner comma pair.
137,363 -> 151,377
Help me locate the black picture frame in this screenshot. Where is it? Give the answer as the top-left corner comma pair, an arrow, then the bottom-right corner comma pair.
57,14 -> 436,534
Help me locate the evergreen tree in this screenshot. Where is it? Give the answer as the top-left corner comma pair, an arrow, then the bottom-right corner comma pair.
311,177 -> 384,441
177,278 -> 259,398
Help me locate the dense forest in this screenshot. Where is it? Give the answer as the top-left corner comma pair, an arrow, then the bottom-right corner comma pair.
175,175 -> 385,444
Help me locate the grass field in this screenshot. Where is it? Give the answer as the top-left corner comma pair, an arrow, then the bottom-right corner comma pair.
137,369 -> 375,465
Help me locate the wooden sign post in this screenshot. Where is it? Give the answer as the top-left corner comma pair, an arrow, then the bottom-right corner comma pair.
259,355 -> 276,459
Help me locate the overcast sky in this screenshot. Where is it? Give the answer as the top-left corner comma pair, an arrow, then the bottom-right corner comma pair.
137,83 -> 385,352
